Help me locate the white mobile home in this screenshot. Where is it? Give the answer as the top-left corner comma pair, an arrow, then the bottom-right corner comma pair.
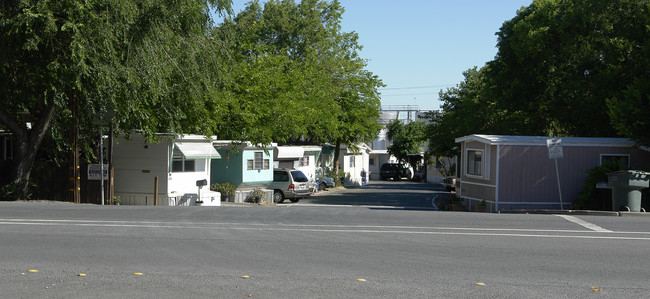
320,143 -> 371,187
274,145 -> 322,187
113,133 -> 221,206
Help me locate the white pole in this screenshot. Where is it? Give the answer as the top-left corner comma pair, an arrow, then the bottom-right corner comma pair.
554,158 -> 563,210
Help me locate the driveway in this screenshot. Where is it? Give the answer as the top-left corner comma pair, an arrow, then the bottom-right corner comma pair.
298,180 -> 448,208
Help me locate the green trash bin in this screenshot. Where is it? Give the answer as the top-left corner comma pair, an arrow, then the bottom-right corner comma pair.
607,170 -> 650,212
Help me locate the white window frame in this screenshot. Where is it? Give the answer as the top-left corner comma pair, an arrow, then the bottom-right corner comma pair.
465,149 -> 484,178
172,147 -> 205,173
172,158 -> 205,173
299,156 -> 310,167
247,152 -> 270,170
349,156 -> 356,168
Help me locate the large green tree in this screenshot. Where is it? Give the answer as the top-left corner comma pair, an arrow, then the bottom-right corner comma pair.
422,67 -> 514,158
385,119 -> 426,165
214,0 -> 343,144
217,0 -> 382,175
426,0 -> 650,157
487,0 -> 650,140
0,0 -> 230,198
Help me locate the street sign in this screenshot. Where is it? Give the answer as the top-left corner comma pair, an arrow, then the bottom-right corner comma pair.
88,164 -> 108,180
546,138 -> 564,209
546,138 -> 563,159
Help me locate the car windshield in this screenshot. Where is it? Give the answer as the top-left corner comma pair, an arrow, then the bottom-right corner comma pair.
291,171 -> 309,182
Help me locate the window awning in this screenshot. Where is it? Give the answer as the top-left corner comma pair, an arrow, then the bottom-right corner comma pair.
175,142 -> 221,159
276,147 -> 304,159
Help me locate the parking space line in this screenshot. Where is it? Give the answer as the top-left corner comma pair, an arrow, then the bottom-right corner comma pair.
555,215 -> 613,232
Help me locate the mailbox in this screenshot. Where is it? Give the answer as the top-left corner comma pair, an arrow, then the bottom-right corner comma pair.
196,179 -> 208,187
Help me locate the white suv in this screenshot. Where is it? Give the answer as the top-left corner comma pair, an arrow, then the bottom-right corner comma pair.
268,169 -> 310,203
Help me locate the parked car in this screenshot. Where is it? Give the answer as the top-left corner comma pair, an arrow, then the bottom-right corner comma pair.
268,168 -> 311,203
380,163 -> 412,180
316,176 -> 335,190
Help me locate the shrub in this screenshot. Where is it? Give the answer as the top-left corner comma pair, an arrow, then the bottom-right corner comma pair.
575,159 -> 624,210
246,187 -> 266,203
210,182 -> 236,198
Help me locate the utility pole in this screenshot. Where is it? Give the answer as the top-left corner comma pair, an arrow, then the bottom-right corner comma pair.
70,93 -> 80,203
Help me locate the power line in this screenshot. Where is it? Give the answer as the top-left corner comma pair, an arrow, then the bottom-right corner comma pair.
381,92 -> 438,97
380,84 -> 455,91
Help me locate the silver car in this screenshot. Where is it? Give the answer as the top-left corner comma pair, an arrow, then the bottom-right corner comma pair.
268,168 -> 311,203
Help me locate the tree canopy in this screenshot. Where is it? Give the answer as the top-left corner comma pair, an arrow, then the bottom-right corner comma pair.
1,0 -> 233,196
215,0 -> 382,174
0,0 -> 383,199
385,119 -> 426,164
215,0 -> 382,146
424,0 -> 650,157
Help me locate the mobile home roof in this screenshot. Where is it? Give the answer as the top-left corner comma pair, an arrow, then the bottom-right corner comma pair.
455,134 -> 637,148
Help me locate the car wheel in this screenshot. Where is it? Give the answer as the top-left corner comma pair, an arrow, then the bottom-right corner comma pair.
319,182 -> 327,191
273,190 -> 285,203
289,198 -> 300,203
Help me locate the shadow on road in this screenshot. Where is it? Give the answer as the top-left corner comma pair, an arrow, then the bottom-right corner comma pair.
301,181 -> 450,208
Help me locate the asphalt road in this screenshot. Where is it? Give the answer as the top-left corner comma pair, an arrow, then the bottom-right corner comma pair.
303,180 -> 446,208
1,181 -> 649,298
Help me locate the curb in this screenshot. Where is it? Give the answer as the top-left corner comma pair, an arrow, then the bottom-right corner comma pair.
499,209 -> 650,217
618,211 -> 650,217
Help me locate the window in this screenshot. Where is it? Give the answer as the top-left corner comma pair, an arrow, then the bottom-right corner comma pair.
1,135 -> 12,160
172,148 -> 205,172
172,158 -> 204,172
255,152 -> 263,168
349,156 -> 356,168
369,158 -> 375,166
601,154 -> 630,168
299,156 -> 310,167
247,152 -> 270,170
467,150 -> 482,176
273,171 -> 290,182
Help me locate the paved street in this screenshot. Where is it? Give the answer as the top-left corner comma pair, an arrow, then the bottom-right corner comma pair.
1,181 -> 650,298
302,180 -> 446,208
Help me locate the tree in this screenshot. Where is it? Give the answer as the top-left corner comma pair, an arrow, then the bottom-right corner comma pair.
422,67 -> 512,159
217,0 -> 383,175
0,0 -> 231,198
329,58 -> 383,176
426,0 -> 650,154
214,0 -> 343,144
607,78 -> 650,147
385,120 -> 426,164
486,0 -> 650,139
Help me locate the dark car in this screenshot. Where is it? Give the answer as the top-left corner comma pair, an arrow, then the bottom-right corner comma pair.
380,163 -> 411,180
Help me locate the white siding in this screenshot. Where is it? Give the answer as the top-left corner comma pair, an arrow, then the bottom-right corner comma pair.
113,134 -> 214,206
342,153 -> 369,186
296,155 -> 316,182
113,135 -> 170,197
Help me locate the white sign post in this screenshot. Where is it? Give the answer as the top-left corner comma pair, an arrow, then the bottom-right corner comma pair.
546,138 -> 564,210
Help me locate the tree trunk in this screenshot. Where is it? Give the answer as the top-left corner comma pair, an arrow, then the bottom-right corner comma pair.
0,103 -> 57,199
332,138 -> 342,183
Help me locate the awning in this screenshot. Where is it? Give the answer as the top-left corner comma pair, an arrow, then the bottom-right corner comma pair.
175,142 -> 221,159
276,146 -> 304,159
